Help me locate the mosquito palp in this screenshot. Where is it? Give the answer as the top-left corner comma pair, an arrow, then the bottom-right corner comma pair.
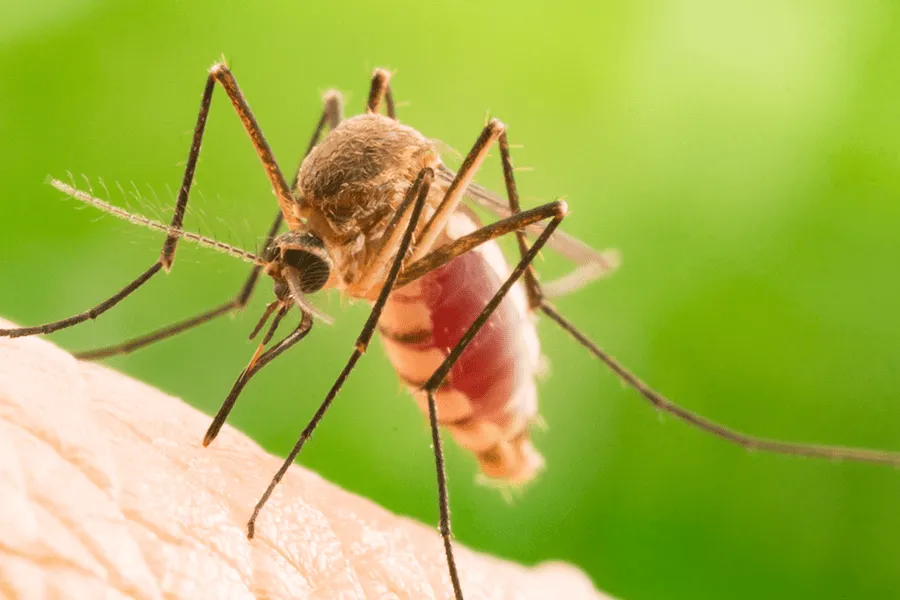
248,300 -> 280,341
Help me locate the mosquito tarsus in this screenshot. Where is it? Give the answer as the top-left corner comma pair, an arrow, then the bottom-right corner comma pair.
3,61 -> 900,600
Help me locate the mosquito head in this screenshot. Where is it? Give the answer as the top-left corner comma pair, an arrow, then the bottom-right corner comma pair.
271,231 -> 333,295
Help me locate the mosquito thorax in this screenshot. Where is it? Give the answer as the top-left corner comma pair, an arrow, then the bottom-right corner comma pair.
270,231 -> 332,294
294,112 -> 439,240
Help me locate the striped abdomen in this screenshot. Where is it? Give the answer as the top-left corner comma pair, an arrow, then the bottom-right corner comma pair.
379,213 -> 544,482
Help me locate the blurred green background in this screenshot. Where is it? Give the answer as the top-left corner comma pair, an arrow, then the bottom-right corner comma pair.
2,1 -> 899,598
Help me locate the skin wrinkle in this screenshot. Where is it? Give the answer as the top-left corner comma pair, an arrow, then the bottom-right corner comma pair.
0,422 -> 38,542
0,553 -> 141,600
0,429 -> 71,581
2,530 -> 149,600
24,477 -> 112,580
324,490 -> 442,599
339,481 -> 437,593
89,408 -> 265,589
0,539 -> 106,586
249,534 -> 315,598
303,498 -> 365,597
4,412 -> 117,505
94,401 -> 243,501
90,408 -> 265,595
2,417 -> 161,600
390,530 -> 443,600
262,488 -> 365,598
0,319 -> 612,600
0,352 -> 119,503
322,504 -> 410,598
0,559 -> 16,599
28,467 -> 158,600
118,505 -> 249,594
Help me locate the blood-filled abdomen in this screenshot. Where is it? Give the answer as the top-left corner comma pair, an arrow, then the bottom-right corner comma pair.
379,213 -> 543,482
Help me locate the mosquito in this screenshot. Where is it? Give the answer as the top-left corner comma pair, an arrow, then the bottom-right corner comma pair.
3,61 -> 900,600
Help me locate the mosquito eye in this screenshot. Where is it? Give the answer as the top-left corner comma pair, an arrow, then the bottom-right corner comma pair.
282,248 -> 331,293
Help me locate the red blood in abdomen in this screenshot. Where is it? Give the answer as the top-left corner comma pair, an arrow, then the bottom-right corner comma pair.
392,246 -> 531,419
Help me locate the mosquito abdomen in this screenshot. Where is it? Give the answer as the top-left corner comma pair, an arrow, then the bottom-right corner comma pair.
379,213 -> 544,483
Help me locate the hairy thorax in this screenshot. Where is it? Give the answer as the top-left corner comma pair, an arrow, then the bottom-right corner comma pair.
295,114 -> 439,239
292,113 -> 443,295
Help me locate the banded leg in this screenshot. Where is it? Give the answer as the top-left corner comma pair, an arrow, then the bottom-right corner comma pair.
75,90 -> 344,360
246,167 -> 435,538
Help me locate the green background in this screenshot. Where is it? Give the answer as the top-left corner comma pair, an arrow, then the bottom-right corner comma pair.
2,1 -> 899,598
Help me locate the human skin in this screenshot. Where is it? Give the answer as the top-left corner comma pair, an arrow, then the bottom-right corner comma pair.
0,319 -> 612,599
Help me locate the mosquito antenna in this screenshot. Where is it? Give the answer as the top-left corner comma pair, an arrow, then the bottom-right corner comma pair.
48,178 -> 265,267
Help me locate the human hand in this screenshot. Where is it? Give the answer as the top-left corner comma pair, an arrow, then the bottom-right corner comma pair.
0,318 -> 612,599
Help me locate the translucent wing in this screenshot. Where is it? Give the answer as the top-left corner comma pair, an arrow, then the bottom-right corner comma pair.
436,164 -> 621,297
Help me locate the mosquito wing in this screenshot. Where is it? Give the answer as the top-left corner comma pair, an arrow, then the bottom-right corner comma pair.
436,164 -> 621,297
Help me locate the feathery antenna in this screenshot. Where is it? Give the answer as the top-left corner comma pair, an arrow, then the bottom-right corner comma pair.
48,177 -> 266,267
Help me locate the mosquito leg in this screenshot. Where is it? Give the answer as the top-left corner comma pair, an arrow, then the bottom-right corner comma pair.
0,264 -> 163,339
246,167 -> 435,538
73,301 -> 233,360
425,388 -> 462,597
0,68 -> 226,339
73,90 -> 344,360
439,125 -> 611,305
436,163 -> 621,297
413,119 -> 506,259
199,63 -> 303,229
396,200 -> 568,287
1,62 -> 298,340
447,125 -> 554,309
426,125 -> 900,468
461,127 -> 900,466
203,309 -> 313,446
420,208 -> 567,600
496,131 -> 542,308
366,68 -> 396,119
362,137 -> 561,292
497,132 -> 624,300
541,302 -> 900,465
291,89 -> 344,190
